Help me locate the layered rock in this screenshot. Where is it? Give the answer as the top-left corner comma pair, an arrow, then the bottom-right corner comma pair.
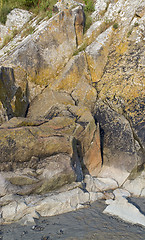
0,0 -> 145,225
0,8 -> 32,46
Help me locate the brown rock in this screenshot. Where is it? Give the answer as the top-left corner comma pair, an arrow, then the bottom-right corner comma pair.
74,7 -> 85,46
83,124 -> 102,176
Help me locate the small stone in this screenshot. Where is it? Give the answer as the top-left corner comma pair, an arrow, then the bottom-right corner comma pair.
41,236 -> 50,240
31,225 -> 44,231
57,229 -> 64,235
113,188 -> 131,199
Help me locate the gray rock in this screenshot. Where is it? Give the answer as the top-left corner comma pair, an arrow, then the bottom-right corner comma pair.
94,100 -> 139,184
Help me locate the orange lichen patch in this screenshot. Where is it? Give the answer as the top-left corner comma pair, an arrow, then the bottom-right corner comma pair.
51,52 -> 90,93
116,40 -> 128,55
52,72 -> 80,92
29,68 -> 54,87
97,31 -> 144,123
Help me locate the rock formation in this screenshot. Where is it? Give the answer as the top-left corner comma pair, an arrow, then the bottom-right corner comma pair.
0,0 -> 144,225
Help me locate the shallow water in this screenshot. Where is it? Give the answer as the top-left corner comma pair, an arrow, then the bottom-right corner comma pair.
1,198 -> 145,240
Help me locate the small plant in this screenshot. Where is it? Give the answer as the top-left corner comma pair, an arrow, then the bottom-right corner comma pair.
127,29 -> 132,38
21,25 -> 35,38
2,34 -> 12,46
0,4 -> 12,24
73,41 -> 88,56
84,0 -> 95,13
84,14 -> 93,32
83,0 -> 95,32
0,27 -> 19,49
113,23 -> 119,29
134,22 -> 139,27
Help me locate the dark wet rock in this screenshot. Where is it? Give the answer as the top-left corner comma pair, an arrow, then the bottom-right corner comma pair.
0,66 -> 28,124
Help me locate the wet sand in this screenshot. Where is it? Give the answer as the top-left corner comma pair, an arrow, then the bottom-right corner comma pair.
1,198 -> 145,240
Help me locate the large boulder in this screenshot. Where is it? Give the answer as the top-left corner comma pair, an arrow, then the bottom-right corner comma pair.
0,117 -> 76,170
0,8 -> 79,89
94,100 -> 139,185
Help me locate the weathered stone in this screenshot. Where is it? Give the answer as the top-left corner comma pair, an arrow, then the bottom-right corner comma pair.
0,9 -> 77,87
103,197 -> 145,227
19,214 -> 36,225
94,100 -> 139,184
0,8 -> 32,46
54,0 -> 80,11
0,66 -> 28,124
0,120 -> 75,168
83,124 -> 102,176
84,175 -> 118,192
74,7 -> 85,46
123,174 -> 145,197
35,187 -> 89,217
75,110 -> 96,154
51,52 -> 91,93
1,201 -> 18,222
140,188 -> 145,197
89,192 -> 104,202
71,81 -> 97,112
136,5 -> 145,18
92,0 -> 114,22
85,20 -> 107,45
0,174 -> 9,197
0,194 -> 20,207
27,88 -> 75,119
85,26 -> 113,83
32,154 -> 76,194
8,175 -> 38,186
97,1 -> 145,164
113,188 -> 131,199
0,117 -> 47,129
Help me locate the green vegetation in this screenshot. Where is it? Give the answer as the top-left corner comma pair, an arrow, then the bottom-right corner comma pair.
0,4 -> 12,24
113,23 -> 119,29
0,0 -> 57,24
21,24 -> 35,38
0,0 -> 95,33
83,0 -> 95,32
134,22 -> 139,27
127,29 -> 132,38
73,41 -> 88,56
0,28 -> 19,49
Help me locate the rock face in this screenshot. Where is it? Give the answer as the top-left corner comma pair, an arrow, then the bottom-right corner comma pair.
94,100 -> 139,185
0,7 -> 85,87
0,66 -> 28,124
85,26 -> 113,83
0,0 -> 145,224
